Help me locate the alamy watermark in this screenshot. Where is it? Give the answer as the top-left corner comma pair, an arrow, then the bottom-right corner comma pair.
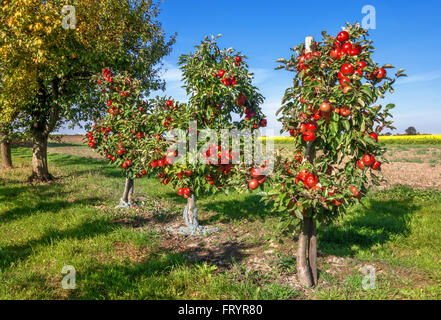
61,5 -> 76,30
61,265 -> 76,289
361,5 -> 376,30
164,123 -> 275,174
361,265 -> 376,290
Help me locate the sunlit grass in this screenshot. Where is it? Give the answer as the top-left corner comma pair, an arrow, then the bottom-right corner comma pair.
1,146 -> 441,299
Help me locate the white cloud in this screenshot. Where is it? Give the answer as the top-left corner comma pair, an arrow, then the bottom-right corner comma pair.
397,71 -> 441,85
249,68 -> 273,85
160,62 -> 182,82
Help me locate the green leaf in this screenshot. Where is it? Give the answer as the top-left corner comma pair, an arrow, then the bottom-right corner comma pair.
382,64 -> 395,69
342,119 -> 350,131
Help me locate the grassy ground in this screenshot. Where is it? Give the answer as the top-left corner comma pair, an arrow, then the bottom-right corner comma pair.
1,146 -> 441,299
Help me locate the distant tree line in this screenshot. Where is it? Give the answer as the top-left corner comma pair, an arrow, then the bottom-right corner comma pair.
383,126 -> 432,136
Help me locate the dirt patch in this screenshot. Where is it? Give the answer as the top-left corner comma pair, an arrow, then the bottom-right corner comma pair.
113,242 -> 151,263
52,135 -> 85,144
380,162 -> 441,190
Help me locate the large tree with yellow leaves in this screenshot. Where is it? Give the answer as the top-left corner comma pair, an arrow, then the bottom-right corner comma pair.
0,0 -> 175,181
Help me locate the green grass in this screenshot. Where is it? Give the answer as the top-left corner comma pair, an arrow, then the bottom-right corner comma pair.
1,146 -> 441,299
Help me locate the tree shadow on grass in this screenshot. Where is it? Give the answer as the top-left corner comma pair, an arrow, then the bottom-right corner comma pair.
0,182 -> 102,224
68,241 -> 255,299
318,197 -> 418,257
201,194 -> 280,223
0,219 -> 119,270
47,153 -> 122,179
70,252 -> 189,299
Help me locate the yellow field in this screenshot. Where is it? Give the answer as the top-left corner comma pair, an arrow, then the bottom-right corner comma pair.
260,135 -> 441,145
378,135 -> 441,144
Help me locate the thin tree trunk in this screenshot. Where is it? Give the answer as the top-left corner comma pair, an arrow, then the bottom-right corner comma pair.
29,131 -> 53,182
295,35 -> 318,288
0,139 -> 13,169
187,195 -> 195,225
297,218 -> 314,287
308,218 -> 318,285
122,177 -> 134,204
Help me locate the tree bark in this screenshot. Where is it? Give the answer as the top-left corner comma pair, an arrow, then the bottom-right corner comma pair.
29,131 -> 53,182
297,218 -> 314,287
308,218 -> 318,285
122,177 -> 134,204
187,195 -> 195,225
0,139 -> 13,169
28,78 -> 61,182
295,35 -> 318,288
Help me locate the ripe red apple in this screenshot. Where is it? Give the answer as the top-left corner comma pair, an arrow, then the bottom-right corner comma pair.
251,168 -> 261,178
348,48 -> 359,56
375,68 -> 387,79
258,176 -> 266,185
357,160 -> 365,170
362,154 -> 375,166
342,42 -> 352,52
249,179 -> 259,190
339,77 -> 351,86
304,173 -> 318,188
306,121 -> 318,132
341,63 -> 354,76
303,131 -> 316,142
237,93 -> 246,106
354,69 -> 363,77
356,61 -> 367,69
320,101 -> 331,113
330,49 -> 339,59
218,70 -> 225,78
372,161 -> 381,170
369,132 -> 378,142
337,31 -> 349,43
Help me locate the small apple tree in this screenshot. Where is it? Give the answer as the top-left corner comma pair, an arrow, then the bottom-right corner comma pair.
87,69 -> 169,208
151,35 -> 267,234
267,23 -> 406,287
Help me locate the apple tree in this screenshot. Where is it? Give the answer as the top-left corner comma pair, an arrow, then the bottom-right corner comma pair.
151,35 -> 267,234
266,23 -> 406,287
87,69 -> 171,208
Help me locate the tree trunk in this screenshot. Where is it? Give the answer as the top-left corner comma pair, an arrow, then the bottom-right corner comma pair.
29,132 -> 53,182
183,195 -> 200,231
308,218 -> 318,285
122,177 -> 134,204
187,195 -> 195,225
297,218 -> 314,287
0,139 -> 13,169
296,36 -> 318,288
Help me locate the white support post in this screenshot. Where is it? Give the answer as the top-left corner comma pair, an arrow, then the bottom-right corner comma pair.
305,36 -> 314,53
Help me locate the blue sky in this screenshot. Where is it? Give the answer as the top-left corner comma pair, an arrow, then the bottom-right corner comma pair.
60,0 -> 441,135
